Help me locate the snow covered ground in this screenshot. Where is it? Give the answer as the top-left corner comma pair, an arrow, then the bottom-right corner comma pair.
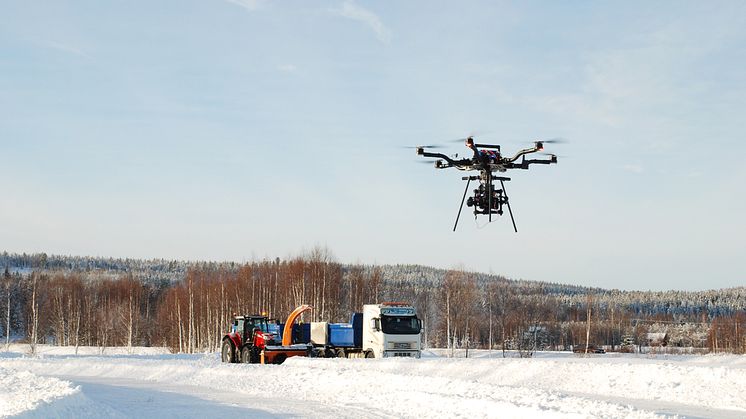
1,345 -> 745,418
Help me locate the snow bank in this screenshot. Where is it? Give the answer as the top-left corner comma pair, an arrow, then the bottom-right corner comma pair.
3,344 -> 170,357
420,350 -> 746,413
0,366 -> 78,417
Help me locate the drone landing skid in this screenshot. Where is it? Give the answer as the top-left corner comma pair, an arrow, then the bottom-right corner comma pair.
453,175 -> 518,233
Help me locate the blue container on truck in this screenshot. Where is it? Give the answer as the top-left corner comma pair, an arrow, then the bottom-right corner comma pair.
326,313 -> 364,347
351,312 -> 363,348
328,323 -> 355,347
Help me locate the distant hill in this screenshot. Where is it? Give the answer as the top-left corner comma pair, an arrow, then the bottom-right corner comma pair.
2,251 -> 744,318
2,250 -> 744,353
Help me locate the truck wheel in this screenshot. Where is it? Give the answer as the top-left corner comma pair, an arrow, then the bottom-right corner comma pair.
221,339 -> 235,363
335,348 -> 346,358
311,348 -> 325,358
365,350 -> 375,359
241,346 -> 252,363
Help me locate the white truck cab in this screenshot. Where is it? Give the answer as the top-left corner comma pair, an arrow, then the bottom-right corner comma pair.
362,302 -> 422,358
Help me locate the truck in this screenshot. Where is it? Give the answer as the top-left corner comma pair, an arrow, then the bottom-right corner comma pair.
305,302 -> 423,359
221,305 -> 312,365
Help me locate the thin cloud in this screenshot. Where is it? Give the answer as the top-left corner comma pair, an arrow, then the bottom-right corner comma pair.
45,42 -> 93,59
226,0 -> 266,12
277,64 -> 297,73
622,164 -> 644,174
331,1 -> 392,43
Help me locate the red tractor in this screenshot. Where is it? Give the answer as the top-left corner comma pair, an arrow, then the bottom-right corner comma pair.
221,305 -> 312,365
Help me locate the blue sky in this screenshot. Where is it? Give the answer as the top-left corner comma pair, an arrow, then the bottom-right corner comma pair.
1,1 -> 744,291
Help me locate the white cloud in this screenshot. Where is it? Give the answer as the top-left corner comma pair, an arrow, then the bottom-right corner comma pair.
331,1 -> 392,43
226,0 -> 266,12
277,64 -> 296,73
622,163 -> 644,174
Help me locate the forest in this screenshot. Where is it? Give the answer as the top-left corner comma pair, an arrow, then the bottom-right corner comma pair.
1,250 -> 745,355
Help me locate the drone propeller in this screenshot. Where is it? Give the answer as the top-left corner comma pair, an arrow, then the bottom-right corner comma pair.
540,152 -> 567,159
450,135 -> 485,144
540,137 -> 567,144
532,137 -> 567,151
531,137 -> 567,147
448,130 -> 492,143
402,144 -> 445,149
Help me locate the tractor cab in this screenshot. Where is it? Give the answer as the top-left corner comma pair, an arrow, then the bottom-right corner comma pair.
231,315 -> 279,347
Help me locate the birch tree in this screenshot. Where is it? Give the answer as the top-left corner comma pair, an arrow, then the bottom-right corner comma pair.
4,267 -> 11,351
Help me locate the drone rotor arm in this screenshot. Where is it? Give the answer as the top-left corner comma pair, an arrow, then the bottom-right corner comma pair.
418,149 -> 475,170
523,157 -> 557,165
473,143 -> 501,151
418,150 -> 457,167
503,154 -> 558,170
504,145 -> 542,163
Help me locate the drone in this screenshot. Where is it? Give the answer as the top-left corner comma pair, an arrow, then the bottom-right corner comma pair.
416,136 -> 559,232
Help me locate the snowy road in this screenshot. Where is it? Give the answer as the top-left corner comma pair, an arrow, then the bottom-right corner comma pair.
37,375 -> 380,418
20,377 -> 277,418
2,347 -> 745,418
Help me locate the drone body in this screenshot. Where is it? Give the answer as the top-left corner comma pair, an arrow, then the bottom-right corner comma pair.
416,137 -> 558,231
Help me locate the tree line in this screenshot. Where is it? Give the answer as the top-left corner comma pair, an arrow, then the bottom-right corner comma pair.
2,250 -> 744,355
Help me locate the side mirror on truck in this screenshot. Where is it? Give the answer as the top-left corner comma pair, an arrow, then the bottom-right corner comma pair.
370,318 -> 381,332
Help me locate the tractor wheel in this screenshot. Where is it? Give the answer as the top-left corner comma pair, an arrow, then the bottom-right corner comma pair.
251,347 -> 262,364
365,350 -> 375,359
241,346 -> 252,364
221,339 -> 235,363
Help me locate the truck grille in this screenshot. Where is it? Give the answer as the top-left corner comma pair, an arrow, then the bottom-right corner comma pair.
390,342 -> 413,350
392,352 -> 412,357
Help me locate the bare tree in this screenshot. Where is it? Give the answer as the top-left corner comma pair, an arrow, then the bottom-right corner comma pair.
188,272 -> 195,353
28,273 -> 41,356
4,267 -> 11,351
441,269 -> 477,357
487,280 -> 514,357
584,293 -> 593,355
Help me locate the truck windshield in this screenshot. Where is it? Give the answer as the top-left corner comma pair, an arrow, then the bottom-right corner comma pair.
381,315 -> 420,335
